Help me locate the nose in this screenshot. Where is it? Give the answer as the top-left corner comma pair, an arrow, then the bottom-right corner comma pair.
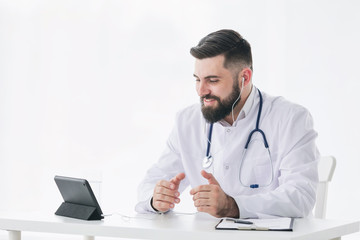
197,80 -> 210,97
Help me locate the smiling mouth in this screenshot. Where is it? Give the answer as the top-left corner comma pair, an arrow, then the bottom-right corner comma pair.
202,98 -> 217,106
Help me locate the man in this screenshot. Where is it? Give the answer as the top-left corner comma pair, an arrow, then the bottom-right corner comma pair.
135,29 -> 319,218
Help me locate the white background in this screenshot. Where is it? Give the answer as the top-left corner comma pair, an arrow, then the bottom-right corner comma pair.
0,0 -> 359,239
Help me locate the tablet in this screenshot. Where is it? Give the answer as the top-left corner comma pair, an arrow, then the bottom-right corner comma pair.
54,175 -> 103,219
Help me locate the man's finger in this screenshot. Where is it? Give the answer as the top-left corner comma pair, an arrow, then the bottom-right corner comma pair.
196,206 -> 216,215
155,186 -> 180,197
189,184 -> 212,195
192,191 -> 210,201
154,193 -> 180,204
157,180 -> 176,190
193,198 -> 211,207
201,170 -> 220,185
153,200 -> 175,211
170,172 -> 186,186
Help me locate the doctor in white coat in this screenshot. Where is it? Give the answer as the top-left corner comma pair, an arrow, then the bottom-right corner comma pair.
135,29 -> 319,218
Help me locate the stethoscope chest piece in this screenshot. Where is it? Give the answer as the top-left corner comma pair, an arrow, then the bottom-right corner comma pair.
202,156 -> 213,169
202,89 -> 273,188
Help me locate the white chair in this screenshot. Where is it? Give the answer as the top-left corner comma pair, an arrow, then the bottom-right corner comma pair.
314,156 -> 336,219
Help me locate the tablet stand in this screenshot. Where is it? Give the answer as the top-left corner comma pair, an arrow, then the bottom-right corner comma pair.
55,202 -> 103,220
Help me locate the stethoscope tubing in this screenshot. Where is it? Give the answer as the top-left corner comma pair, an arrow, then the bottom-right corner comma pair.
206,123 -> 213,158
204,89 -> 274,188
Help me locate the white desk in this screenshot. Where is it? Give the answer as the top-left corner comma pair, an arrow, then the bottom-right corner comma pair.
0,212 -> 359,240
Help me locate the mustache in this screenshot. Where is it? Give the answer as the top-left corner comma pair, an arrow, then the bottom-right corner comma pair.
200,94 -> 221,103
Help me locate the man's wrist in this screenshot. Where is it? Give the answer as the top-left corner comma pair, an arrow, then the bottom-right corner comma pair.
224,195 -> 240,218
150,197 -> 169,214
150,197 -> 159,212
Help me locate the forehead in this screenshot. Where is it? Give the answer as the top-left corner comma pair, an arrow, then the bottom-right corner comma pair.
194,55 -> 231,78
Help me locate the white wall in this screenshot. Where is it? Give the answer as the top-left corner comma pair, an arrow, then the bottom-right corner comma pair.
0,0 -> 359,239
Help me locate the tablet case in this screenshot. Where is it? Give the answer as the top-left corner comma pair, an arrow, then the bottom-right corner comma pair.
54,175 -> 104,221
55,202 -> 102,220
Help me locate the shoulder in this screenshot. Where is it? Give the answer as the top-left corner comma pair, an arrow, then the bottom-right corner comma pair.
261,91 -> 311,120
259,91 -> 315,132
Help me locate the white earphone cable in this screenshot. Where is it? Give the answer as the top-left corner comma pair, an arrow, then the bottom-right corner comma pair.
231,78 -> 244,124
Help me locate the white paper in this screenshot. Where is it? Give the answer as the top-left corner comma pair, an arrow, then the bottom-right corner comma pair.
217,217 -> 293,231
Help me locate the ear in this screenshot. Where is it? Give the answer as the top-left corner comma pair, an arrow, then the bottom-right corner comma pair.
239,68 -> 252,87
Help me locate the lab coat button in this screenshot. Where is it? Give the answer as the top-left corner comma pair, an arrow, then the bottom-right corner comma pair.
225,165 -> 229,170
226,129 -> 231,133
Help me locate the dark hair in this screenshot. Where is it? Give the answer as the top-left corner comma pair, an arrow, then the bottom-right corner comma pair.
190,29 -> 253,71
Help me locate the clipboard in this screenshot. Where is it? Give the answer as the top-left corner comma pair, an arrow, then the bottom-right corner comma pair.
215,217 -> 294,231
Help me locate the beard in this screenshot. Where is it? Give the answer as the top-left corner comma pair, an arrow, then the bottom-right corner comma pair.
200,80 -> 241,123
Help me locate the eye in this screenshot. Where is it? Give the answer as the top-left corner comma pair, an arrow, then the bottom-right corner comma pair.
209,79 -> 219,83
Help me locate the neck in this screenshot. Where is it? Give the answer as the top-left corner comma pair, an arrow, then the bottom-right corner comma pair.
223,85 -> 252,125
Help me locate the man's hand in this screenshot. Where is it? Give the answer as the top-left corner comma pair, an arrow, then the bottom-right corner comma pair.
152,173 -> 186,212
190,170 -> 239,218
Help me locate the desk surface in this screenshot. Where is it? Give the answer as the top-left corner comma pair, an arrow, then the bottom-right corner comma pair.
0,212 -> 359,240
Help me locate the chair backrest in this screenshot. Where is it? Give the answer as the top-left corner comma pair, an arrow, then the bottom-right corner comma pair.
314,156 -> 336,219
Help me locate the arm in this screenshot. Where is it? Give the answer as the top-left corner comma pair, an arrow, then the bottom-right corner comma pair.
235,109 -> 319,218
135,125 -> 189,213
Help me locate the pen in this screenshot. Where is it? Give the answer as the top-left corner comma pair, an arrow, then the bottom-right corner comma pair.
233,220 -> 253,224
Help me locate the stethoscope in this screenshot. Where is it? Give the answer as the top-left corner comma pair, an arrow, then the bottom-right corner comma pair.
202,89 -> 274,188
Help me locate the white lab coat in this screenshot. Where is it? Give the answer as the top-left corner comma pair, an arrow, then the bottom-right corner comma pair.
135,86 -> 319,218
